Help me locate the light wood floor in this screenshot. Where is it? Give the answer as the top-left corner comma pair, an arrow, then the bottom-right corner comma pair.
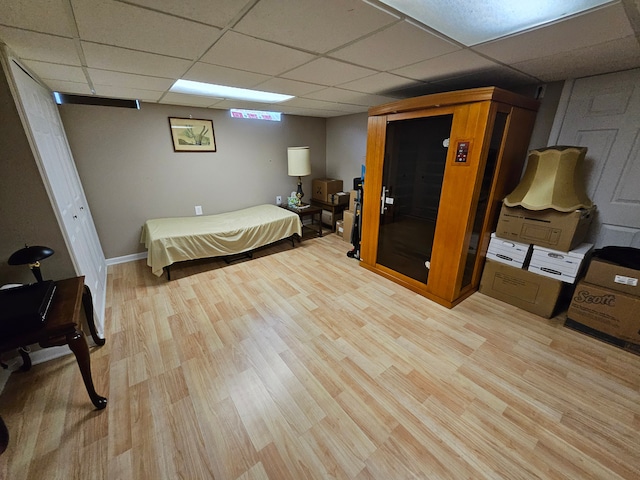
1,233 -> 640,479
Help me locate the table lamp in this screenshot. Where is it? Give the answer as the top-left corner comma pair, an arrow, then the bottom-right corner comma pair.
8,245 -> 54,283
287,146 -> 311,207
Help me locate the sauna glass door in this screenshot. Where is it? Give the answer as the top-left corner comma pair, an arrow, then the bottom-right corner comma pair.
376,114 -> 453,283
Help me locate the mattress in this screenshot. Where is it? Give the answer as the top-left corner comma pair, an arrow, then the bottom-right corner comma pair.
141,204 -> 302,276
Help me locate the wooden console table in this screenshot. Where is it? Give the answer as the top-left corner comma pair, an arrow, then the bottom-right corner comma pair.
0,276 -> 107,410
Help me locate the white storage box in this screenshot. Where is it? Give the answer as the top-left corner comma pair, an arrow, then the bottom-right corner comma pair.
321,209 -> 342,226
486,233 -> 532,268
528,242 -> 593,283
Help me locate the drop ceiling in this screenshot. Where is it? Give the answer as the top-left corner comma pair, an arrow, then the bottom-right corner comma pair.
0,0 -> 638,117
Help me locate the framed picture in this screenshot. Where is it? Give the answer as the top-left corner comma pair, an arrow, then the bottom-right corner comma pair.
168,117 -> 216,152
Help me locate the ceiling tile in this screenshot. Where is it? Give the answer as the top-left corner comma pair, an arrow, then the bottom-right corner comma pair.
43,79 -> 92,95
330,20 -> 459,71
71,0 -> 221,59
282,58 -> 377,86
160,92 -> 221,107
0,27 -> 80,65
81,43 -> 192,78
122,0 -> 249,28
87,69 -> 175,91
391,50 -> 500,81
512,36 -> 640,82
282,96 -> 366,113
93,85 -> 162,101
303,87 -> 397,107
208,99 -> 286,110
234,0 -> 397,53
1,0 -> 638,118
0,0 -> 76,36
338,72 -> 416,95
474,3 -> 635,64
183,62 -> 271,88
22,60 -> 86,83
278,105 -> 346,117
383,82 -> 444,99
200,31 -> 315,76
252,77 -> 325,97
429,66 -> 539,92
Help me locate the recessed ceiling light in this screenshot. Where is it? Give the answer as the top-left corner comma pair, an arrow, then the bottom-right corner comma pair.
376,0 -> 615,46
170,79 -> 294,103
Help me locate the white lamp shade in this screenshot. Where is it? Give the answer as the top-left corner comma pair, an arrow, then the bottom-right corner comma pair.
287,147 -> 311,176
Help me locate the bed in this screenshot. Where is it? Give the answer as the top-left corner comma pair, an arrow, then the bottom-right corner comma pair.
141,204 -> 302,278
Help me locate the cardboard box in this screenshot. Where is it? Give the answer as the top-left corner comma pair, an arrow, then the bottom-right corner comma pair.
312,179 -> 343,202
495,204 -> 595,252
487,233 -> 532,268
584,258 -> 640,296
335,219 -> 344,237
343,210 -> 354,243
349,190 -> 359,212
528,242 -> 593,284
568,281 -> 640,343
479,259 -> 564,318
327,191 -> 350,205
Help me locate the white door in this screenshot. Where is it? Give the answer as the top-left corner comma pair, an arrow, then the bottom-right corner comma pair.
553,68 -> 640,248
6,57 -> 107,334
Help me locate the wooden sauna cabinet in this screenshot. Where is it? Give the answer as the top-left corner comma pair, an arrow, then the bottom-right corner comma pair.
360,87 -> 539,308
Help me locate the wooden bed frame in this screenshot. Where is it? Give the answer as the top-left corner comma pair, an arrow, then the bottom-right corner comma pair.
141,204 -> 303,279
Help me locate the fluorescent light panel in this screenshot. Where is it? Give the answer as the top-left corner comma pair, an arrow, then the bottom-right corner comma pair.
377,0 -> 615,46
170,79 -> 294,103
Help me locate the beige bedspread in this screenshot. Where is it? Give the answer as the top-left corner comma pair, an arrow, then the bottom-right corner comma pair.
141,204 -> 302,276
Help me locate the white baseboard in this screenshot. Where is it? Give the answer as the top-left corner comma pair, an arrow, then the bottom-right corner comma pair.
106,251 -> 147,266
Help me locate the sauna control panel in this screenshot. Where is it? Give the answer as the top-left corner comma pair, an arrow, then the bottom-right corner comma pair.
455,141 -> 469,163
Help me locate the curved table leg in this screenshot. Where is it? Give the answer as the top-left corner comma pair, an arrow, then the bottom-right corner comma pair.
82,285 -> 105,346
66,329 -> 107,410
18,347 -> 32,372
0,415 -> 8,455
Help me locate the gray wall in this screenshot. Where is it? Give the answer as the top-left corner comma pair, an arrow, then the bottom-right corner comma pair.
59,103 -> 326,259
324,88 -> 564,198
0,60 -> 75,285
57,86 -> 561,261
526,81 -> 564,150
326,112 -> 368,190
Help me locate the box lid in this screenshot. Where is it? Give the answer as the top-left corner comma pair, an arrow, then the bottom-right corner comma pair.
532,242 -> 593,259
490,232 -> 531,249
584,257 -> 640,295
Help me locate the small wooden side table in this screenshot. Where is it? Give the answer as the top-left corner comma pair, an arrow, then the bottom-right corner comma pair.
310,199 -> 348,232
0,276 -> 107,410
280,203 -> 323,238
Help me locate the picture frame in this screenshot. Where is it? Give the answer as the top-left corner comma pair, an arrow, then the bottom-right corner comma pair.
168,117 -> 216,152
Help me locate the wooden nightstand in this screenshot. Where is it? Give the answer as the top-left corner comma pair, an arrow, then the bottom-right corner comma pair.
280,203 -> 323,238
310,199 -> 348,232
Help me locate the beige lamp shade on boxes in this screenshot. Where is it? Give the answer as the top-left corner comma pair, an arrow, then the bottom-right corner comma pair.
287,146 -> 311,206
504,146 -> 593,212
